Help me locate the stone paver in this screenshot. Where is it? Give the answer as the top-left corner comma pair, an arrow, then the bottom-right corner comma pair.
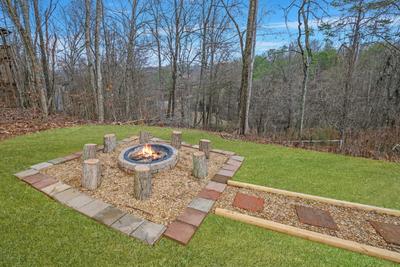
212,169 -> 235,184
369,221 -> 400,245
77,199 -> 111,217
205,181 -> 226,193
41,182 -> 71,196
15,169 -> 39,179
22,173 -> 47,184
53,188 -> 82,203
111,213 -> 144,235
130,220 -> 166,245
177,208 -> 207,227
233,192 -> 264,212
295,205 -> 338,230
231,155 -> 244,162
226,159 -> 242,167
63,153 -> 81,162
198,188 -> 221,201
30,162 -> 53,171
164,221 -> 196,245
65,194 -> 95,209
221,164 -> 239,172
48,157 -> 67,165
188,197 -> 214,213
31,176 -> 58,189
93,206 -> 126,226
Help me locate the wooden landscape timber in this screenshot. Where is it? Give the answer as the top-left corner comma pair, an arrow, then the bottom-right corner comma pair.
215,208 -> 400,264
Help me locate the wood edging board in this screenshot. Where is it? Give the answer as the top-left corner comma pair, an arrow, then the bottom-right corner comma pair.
227,180 -> 400,217
215,208 -> 400,264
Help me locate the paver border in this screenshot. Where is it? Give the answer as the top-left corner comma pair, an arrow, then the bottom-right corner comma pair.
13,135 -> 244,246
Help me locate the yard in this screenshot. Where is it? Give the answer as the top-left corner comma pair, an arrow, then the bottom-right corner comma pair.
1,125 -> 399,266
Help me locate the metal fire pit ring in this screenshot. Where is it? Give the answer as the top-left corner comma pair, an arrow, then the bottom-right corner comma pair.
118,143 -> 178,174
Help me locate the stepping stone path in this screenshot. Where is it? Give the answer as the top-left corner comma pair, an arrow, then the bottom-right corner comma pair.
13,136 -> 243,246
233,192 -> 264,212
369,221 -> 400,246
295,205 -> 338,230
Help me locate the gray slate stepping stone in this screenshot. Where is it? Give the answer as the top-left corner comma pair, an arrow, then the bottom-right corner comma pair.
41,182 -> 71,196
30,162 -> 53,171
187,197 -> 215,213
14,169 -> 39,179
65,194 -> 95,209
111,213 -> 144,235
93,206 -> 126,226
77,199 -> 110,217
53,188 -> 81,203
131,220 -> 166,245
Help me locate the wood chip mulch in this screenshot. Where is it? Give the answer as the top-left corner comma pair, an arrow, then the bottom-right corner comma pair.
42,138 -> 228,225
214,186 -> 400,252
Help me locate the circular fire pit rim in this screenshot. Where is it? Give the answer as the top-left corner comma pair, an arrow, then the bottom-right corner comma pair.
118,143 -> 178,174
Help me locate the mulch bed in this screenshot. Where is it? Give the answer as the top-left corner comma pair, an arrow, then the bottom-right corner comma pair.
42,138 -> 228,225
215,186 -> 400,252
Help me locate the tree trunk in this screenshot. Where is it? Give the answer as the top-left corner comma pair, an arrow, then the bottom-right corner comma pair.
192,151 -> 208,179
238,0 -> 258,135
82,159 -> 101,190
94,0 -> 104,122
133,165 -> 152,200
103,134 -> 116,153
139,131 -> 151,144
199,139 -> 211,159
82,144 -> 97,160
171,131 -> 182,149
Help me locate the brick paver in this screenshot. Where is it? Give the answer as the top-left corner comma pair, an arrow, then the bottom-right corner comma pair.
198,188 -> 221,201
41,182 -> 71,196
111,213 -> 144,235
77,199 -> 110,217
205,181 -> 226,192
370,221 -> 400,245
30,162 -> 53,171
295,205 -> 338,230
177,208 -> 207,227
130,220 -> 166,245
233,192 -> 264,212
15,169 -> 39,179
188,197 -> 214,213
65,194 -> 95,209
164,221 -> 196,245
94,206 -> 126,226
31,176 -> 58,189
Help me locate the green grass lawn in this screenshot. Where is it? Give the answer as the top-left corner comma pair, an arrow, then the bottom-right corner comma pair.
1,125 -> 399,266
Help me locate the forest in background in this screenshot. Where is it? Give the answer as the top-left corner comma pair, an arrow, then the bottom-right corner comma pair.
0,0 -> 399,159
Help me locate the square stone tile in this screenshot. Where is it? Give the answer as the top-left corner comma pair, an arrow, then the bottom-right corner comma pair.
226,159 -> 242,167
77,199 -> 110,217
22,173 -> 48,185
41,182 -> 71,196
53,188 -> 81,204
205,181 -> 226,193
31,176 -> 58,189
221,164 -> 239,172
48,157 -> 67,165
63,153 -> 81,162
188,197 -> 214,213
212,169 -> 235,184
130,220 -> 166,245
198,188 -> 221,201
233,192 -> 264,212
295,206 -> 338,230
192,145 -> 199,149
369,221 -> 400,245
231,155 -> 244,162
65,194 -> 95,209
111,213 -> 144,235
164,221 -> 197,245
93,206 -> 126,226
177,208 -> 207,227
15,169 -> 39,179
30,162 -> 53,171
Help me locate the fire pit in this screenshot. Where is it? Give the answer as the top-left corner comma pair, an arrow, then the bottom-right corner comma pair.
118,143 -> 178,173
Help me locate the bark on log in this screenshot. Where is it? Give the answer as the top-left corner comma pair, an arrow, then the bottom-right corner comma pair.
139,131 -> 151,144
134,165 -> 152,200
171,131 -> 182,149
199,139 -> 211,159
82,144 -> 97,160
192,151 -> 208,179
82,158 -> 101,190
103,134 -> 117,153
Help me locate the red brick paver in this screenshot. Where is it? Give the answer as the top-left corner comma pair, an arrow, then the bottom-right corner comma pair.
198,188 -> 221,201
205,181 -> 226,193
177,208 -> 207,227
22,173 -> 48,184
295,206 -> 338,230
370,221 -> 400,245
32,177 -> 58,189
164,221 -> 197,245
233,192 -> 264,212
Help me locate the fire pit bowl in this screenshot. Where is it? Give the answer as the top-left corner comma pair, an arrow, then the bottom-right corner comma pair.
118,143 -> 178,174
